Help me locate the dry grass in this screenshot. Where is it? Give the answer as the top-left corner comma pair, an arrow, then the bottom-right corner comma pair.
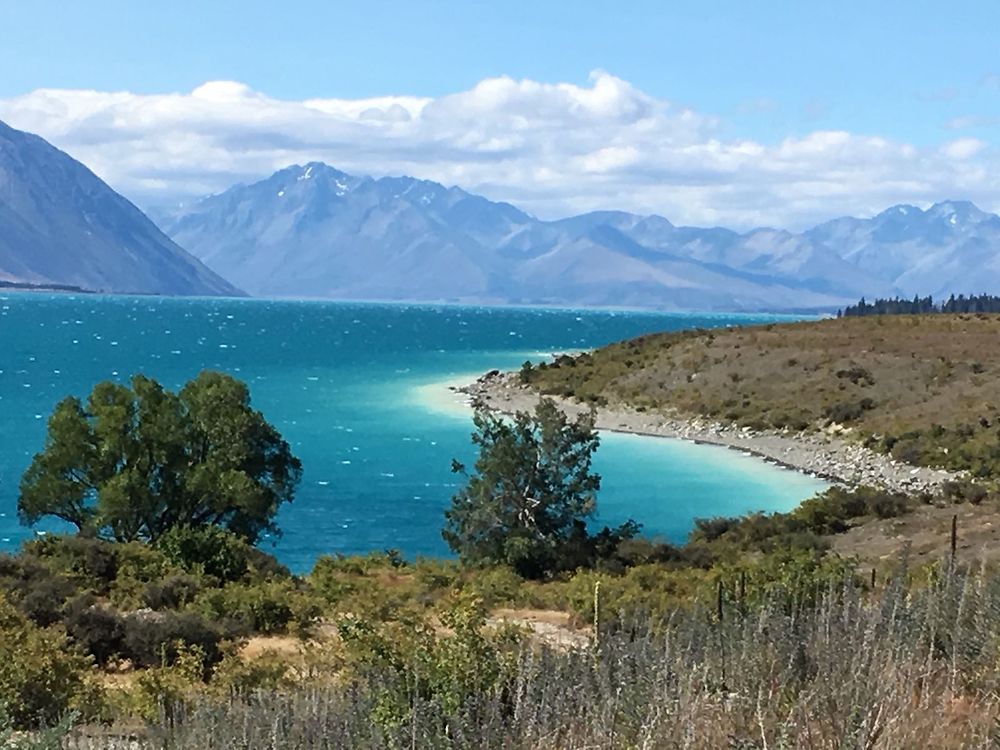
64,560 -> 1000,749
834,501 -> 1000,565
239,634 -> 312,661
487,608 -> 591,650
526,314 -> 1000,439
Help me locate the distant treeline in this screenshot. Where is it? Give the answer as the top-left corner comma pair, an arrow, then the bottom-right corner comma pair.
840,294 -> 1000,317
0,279 -> 90,293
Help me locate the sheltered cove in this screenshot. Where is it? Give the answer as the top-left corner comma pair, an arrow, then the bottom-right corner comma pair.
457,370 -> 963,496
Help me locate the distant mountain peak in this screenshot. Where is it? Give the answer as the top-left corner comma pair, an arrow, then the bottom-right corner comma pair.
879,204 -> 920,218
156,159 -> 1000,310
927,199 -> 988,224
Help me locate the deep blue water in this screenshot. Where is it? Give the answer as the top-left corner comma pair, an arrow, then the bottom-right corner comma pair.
0,294 -> 827,572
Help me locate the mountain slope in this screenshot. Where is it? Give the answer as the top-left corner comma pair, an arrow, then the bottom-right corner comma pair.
806,201 -> 1000,298
0,120 -> 242,296
161,162 -> 1000,310
161,164 -> 848,309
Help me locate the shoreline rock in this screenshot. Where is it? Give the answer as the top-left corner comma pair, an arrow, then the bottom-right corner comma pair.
457,371 -> 963,496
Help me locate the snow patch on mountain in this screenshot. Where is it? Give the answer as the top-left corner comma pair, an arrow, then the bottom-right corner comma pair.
160,162 -> 1000,310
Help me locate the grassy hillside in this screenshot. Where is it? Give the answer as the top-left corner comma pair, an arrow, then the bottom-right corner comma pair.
523,314 -> 1000,477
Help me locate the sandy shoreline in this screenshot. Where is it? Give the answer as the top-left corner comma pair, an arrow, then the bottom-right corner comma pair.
456,371 -> 963,496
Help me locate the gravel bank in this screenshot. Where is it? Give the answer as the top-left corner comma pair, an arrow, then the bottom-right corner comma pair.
457,371 -> 963,496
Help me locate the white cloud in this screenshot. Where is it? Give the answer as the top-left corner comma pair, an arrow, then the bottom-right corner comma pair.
1,71 -> 998,229
942,137 -> 986,160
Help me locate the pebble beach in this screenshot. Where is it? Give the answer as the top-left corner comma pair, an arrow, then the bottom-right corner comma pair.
458,371 -> 963,496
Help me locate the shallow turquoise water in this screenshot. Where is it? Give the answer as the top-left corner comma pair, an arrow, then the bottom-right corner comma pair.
0,294 -> 827,571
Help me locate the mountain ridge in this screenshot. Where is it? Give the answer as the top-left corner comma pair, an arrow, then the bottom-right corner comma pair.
0,119 -> 243,297
161,161 -> 1000,311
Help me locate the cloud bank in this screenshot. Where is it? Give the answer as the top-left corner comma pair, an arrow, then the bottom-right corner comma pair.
2,71 -> 997,229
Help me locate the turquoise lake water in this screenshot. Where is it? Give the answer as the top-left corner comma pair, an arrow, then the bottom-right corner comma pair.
0,294 -> 828,571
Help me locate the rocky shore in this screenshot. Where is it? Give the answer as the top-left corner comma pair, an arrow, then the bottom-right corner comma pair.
456,371 -> 964,496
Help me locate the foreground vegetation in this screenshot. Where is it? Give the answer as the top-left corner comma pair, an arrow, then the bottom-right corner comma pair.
0,476 -> 987,744
113,562 -> 1000,748
9,550 -> 1000,748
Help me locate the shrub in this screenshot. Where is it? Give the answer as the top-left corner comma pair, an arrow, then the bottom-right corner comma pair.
0,711 -> 75,749
462,566 -> 525,608
689,516 -> 738,543
122,611 -> 229,672
142,574 -> 203,610
795,487 -> 910,532
195,581 -> 320,634
210,651 -> 292,697
63,595 -> 126,667
412,559 -> 461,594
941,480 -> 990,505
13,570 -> 76,628
156,526 -> 251,583
308,557 -> 360,604
868,490 -> 911,518
119,644 -> 206,722
834,365 -> 875,386
246,546 -> 292,579
0,595 -> 95,729
22,535 -> 119,594
823,398 -> 876,423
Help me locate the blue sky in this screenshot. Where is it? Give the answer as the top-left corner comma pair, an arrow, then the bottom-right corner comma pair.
1,0 -> 998,227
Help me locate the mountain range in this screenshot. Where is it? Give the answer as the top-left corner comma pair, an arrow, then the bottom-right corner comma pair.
160,162 -> 1000,310
0,120 -> 240,297
3,116 -> 1000,310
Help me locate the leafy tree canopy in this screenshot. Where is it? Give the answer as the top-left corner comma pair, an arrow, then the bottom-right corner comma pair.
18,371 -> 302,544
443,399 -> 610,578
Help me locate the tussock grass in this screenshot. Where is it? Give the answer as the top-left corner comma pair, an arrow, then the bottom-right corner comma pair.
65,559 -> 1000,749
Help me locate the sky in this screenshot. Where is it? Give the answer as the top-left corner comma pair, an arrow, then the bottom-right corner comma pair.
1,0 -> 999,229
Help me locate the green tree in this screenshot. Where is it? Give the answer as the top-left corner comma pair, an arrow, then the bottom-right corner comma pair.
443,399 -> 602,578
19,371 -> 302,544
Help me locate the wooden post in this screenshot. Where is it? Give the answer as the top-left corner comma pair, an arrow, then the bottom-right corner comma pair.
593,580 -> 601,647
951,514 -> 958,566
716,579 -> 724,623
871,567 -> 876,590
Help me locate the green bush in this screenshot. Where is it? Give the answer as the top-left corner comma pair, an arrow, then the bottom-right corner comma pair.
108,542 -> 181,609
142,573 -> 203,610
156,526 -> 251,583
0,711 -> 75,749
195,580 -> 320,634
10,568 -> 76,628
0,595 -> 95,729
21,536 -> 119,594
795,487 -> 910,533
941,479 -> 990,505
337,594 -> 524,730
412,559 -> 461,594
63,595 -> 125,667
308,557 -> 359,605
461,566 -> 525,607
687,487 -> 908,557
122,611 -> 229,673
823,398 -> 876,423
210,650 -> 292,697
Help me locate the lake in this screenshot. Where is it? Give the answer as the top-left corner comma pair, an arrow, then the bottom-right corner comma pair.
0,294 -> 827,571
